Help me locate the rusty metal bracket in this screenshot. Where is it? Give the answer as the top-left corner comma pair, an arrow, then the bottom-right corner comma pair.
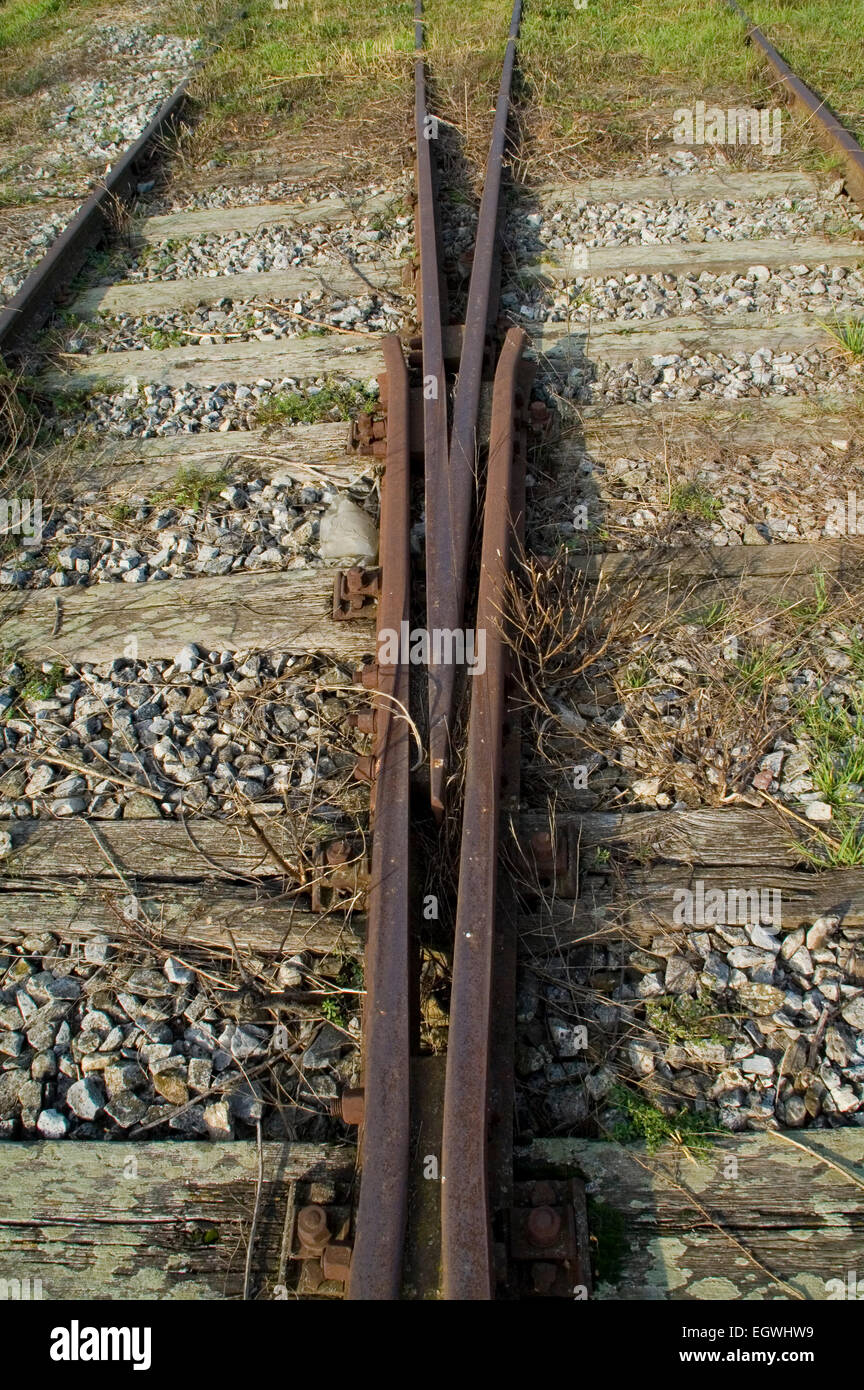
332,566 -> 382,621
350,411 -> 387,457
310,837 -> 371,914
508,1179 -> 593,1299
517,828 -> 580,899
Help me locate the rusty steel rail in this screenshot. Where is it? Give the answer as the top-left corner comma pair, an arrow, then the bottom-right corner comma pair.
427,0 -> 524,817
725,0 -> 864,207
440,325 -> 530,1300
347,335 -> 413,1301
414,0 -> 451,818
0,79 -> 191,356
0,10 -> 247,358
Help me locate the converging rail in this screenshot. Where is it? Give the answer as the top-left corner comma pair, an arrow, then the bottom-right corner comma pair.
348,0 -> 864,1303
441,325 -> 533,1298
349,0 -> 528,1299
347,337 -> 412,1300
5,0 -> 864,1306
427,0 -> 524,817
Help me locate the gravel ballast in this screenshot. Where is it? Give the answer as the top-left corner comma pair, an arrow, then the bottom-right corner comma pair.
0,932 -> 360,1142
518,911 -> 864,1136
0,647 -> 368,821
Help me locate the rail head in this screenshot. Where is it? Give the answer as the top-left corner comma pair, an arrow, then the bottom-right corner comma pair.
346,335 -> 413,1302
426,0 -> 525,818
441,325 -> 529,1302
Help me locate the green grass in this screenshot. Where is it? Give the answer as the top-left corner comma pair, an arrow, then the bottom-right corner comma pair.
645,994 -> 733,1047
106,501 -> 138,525
1,655 -> 64,715
20,662 -> 63,700
255,382 -> 376,427
0,184 -> 40,208
797,817 -> 864,869
748,1 -> 864,146
610,1084 -> 715,1157
518,0 -> 769,172
794,691 -> 864,866
190,0 -> 415,131
735,641 -> 794,695
150,466 -> 230,513
668,481 -> 721,523
822,316 -> 864,360
0,0 -> 65,52
142,327 -> 189,351
183,0 -> 864,185
0,0 -> 214,58
621,656 -> 653,690
694,600 -> 730,629
780,567 -> 830,628
516,1 -> 864,174
797,694 -> 864,807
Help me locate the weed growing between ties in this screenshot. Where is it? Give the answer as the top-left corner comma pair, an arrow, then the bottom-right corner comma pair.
507,536 -> 864,866
149,466 -> 231,512
823,316 -> 864,361
255,381 -> 377,427
609,1085 -> 715,1156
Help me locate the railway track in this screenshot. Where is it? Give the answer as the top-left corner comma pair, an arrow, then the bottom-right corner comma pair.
1,0 -> 864,1306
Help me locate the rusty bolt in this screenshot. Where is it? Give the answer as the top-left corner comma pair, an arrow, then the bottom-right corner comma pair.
530,830 -> 556,861
353,754 -> 376,785
530,1180 -> 558,1206
297,1204 -> 330,1256
526,1205 -> 562,1250
348,707 -> 376,735
321,1242 -> 352,1283
329,1088 -> 364,1126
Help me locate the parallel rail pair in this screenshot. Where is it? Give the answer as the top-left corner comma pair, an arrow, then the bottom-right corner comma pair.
4,0 -> 864,1305
348,0 -> 864,1302
350,0 -> 526,1302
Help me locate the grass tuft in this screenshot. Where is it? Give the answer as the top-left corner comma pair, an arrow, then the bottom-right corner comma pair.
668,480 -> 721,522
255,381 -> 376,427
822,316 -> 864,360
610,1084 -> 715,1156
150,466 -> 230,512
